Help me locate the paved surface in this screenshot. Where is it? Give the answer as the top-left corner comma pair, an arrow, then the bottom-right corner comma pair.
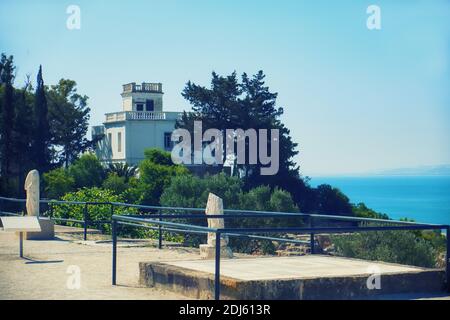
0,231 -> 199,300
167,255 -> 433,281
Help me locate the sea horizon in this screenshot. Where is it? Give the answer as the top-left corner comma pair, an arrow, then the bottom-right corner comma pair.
309,175 -> 450,226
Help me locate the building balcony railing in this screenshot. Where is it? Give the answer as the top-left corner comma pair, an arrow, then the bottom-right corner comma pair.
105,111 -> 180,123
122,82 -> 163,94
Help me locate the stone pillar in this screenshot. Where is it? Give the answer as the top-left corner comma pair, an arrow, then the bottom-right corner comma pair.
24,170 -> 54,240
199,193 -> 233,259
25,170 -> 40,216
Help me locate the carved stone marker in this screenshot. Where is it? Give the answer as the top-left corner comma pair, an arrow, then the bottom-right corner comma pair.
25,170 -> 40,216
199,193 -> 233,259
24,170 -> 54,240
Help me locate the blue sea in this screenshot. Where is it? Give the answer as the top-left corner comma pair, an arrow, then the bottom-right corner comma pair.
310,176 -> 450,226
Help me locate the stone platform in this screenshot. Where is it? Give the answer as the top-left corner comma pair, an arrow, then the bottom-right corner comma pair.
139,255 -> 446,299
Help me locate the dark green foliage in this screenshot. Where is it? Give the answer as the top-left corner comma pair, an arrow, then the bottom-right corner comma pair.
126,149 -> 190,205
314,184 -> 352,215
0,54 -> 16,194
43,167 -> 75,199
106,163 -> 137,182
102,173 -> 128,195
68,153 -> 106,189
352,202 -> 389,220
51,187 -> 133,234
161,173 -> 300,254
32,65 -> 51,173
178,71 -> 353,216
47,79 -> 95,167
0,54 -> 98,198
178,71 -> 298,186
331,230 -> 437,268
43,153 -> 105,198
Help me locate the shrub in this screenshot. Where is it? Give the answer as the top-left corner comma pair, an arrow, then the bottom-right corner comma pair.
331,230 -> 437,268
128,148 -> 190,205
52,187 -> 136,235
352,202 -> 389,220
69,153 -> 105,189
43,167 -> 75,199
102,172 -> 127,195
161,174 -> 299,254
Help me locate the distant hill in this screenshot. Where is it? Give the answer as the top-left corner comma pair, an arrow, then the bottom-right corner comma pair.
374,164 -> 450,176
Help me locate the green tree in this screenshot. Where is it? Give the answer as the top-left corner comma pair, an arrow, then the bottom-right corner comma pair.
32,65 -> 51,173
43,167 -> 75,199
12,82 -> 35,196
0,54 -> 15,195
130,148 -> 189,205
47,79 -> 96,166
352,202 -> 389,220
102,172 -> 128,195
179,71 -> 298,184
68,153 -> 105,189
314,184 -> 352,215
106,162 -> 137,182
177,71 -> 353,216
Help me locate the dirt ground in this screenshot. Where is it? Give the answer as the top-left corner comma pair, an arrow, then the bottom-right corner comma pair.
1,227 -> 449,300
0,228 -> 199,300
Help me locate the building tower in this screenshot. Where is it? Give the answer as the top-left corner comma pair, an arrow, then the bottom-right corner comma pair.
92,82 -> 180,165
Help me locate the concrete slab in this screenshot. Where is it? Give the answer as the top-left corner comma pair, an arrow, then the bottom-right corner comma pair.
140,255 -> 446,299
166,255 -> 428,281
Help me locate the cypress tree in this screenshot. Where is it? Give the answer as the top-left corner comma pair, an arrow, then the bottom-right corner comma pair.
0,54 -> 16,195
32,65 -> 51,173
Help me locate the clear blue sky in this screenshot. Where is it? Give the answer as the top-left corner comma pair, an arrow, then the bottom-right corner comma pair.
1,0 -> 449,176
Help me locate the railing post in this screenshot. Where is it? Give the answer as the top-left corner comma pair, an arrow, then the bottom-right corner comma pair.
49,202 -> 53,218
83,204 -> 88,241
19,231 -> 23,258
214,231 -> 221,300
158,210 -> 162,249
446,227 -> 449,293
310,216 -> 315,254
112,219 -> 117,285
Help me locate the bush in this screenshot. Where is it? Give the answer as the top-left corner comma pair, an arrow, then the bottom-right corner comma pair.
352,202 -> 389,220
69,153 -> 105,189
43,167 -> 75,199
102,172 -> 127,195
128,148 -> 189,205
331,230 -> 437,268
314,184 -> 352,215
161,173 -> 300,254
52,187 -> 133,234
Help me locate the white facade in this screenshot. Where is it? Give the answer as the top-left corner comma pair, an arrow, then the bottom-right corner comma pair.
92,82 -> 181,165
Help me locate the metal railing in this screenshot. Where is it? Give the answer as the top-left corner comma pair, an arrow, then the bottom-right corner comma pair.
109,212 -> 450,300
1,195 -> 449,299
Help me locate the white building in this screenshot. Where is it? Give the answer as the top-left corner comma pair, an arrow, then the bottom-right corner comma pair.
92,82 -> 181,165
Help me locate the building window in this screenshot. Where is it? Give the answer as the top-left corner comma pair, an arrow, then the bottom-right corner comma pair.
136,103 -> 143,111
164,132 -> 172,150
108,133 -> 112,145
117,132 -> 122,153
146,99 -> 154,111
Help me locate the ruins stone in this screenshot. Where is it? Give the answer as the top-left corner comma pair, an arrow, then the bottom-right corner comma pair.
199,193 -> 233,259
